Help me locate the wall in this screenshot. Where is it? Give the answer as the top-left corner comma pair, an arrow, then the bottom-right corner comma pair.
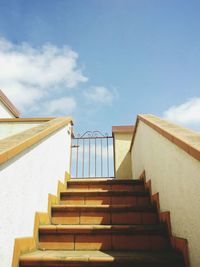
0,124 -> 72,267
114,132 -> 132,178
0,122 -> 43,140
0,101 -> 15,118
131,119 -> 200,267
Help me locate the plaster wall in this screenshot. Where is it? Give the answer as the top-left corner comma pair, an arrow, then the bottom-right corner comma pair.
0,124 -> 72,267
0,101 -> 15,118
114,133 -> 132,178
0,122 -> 43,140
131,121 -> 200,267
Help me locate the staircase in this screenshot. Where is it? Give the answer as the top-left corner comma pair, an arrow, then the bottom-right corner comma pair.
19,178 -> 184,267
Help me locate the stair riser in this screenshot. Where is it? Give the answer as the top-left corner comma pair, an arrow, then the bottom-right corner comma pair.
39,234 -> 169,250
60,196 -> 150,205
52,211 -> 158,225
67,184 -> 145,191
20,261 -> 183,267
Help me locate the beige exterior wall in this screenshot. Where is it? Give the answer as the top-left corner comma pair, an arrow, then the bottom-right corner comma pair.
131,120 -> 200,267
114,132 -> 132,179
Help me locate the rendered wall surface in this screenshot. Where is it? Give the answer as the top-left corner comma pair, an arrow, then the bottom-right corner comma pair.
131,121 -> 200,267
0,122 -> 43,140
114,133 -> 132,179
0,101 -> 15,118
0,125 -> 71,267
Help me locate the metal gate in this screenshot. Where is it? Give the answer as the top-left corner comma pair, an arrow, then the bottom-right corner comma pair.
71,131 -> 114,178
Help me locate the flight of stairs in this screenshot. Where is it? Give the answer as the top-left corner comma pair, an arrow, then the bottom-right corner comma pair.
19,178 -> 184,267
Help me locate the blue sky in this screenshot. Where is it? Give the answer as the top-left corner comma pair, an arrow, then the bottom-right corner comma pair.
0,0 -> 200,134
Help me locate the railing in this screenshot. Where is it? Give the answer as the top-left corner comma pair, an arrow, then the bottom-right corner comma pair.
71,131 -> 114,178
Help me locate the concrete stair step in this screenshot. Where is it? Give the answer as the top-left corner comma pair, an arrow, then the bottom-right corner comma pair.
61,190 -> 149,196
60,190 -> 150,205
19,250 -> 184,267
67,179 -> 144,191
52,204 -> 156,212
38,224 -> 169,251
51,204 -> 158,225
39,224 -> 167,234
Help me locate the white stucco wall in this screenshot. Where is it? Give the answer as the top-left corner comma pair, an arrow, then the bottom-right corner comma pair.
0,101 -> 15,118
0,122 -> 43,140
131,121 -> 200,267
0,124 -> 72,267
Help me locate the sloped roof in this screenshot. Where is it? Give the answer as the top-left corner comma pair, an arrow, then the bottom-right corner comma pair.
0,89 -> 20,118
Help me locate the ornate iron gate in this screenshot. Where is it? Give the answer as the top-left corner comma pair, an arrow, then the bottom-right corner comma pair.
71,131 -> 114,178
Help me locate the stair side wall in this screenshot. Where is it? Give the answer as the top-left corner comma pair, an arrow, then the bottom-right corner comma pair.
0,124 -> 72,267
131,118 -> 200,267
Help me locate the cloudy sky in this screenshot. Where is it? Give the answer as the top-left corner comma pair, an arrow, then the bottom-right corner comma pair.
0,0 -> 200,133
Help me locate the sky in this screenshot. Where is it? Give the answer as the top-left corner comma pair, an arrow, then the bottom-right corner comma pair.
0,0 -> 200,134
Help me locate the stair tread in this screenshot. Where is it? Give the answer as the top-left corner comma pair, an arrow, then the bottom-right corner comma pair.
20,250 -> 183,263
39,224 -> 166,234
52,204 -> 156,212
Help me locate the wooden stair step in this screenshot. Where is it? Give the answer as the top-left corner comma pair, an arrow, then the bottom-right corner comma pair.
51,204 -> 158,225
38,224 -> 169,251
19,250 -> 184,267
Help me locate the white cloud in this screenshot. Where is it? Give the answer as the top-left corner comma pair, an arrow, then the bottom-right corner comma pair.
163,98 -> 200,126
0,37 -> 88,113
42,97 -> 76,115
84,86 -> 115,105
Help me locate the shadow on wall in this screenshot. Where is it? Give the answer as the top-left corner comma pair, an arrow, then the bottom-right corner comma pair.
116,151 -> 132,179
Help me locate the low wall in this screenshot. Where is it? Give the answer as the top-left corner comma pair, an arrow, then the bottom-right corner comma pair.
112,126 -> 134,179
0,117 -> 72,267
131,115 -> 200,267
